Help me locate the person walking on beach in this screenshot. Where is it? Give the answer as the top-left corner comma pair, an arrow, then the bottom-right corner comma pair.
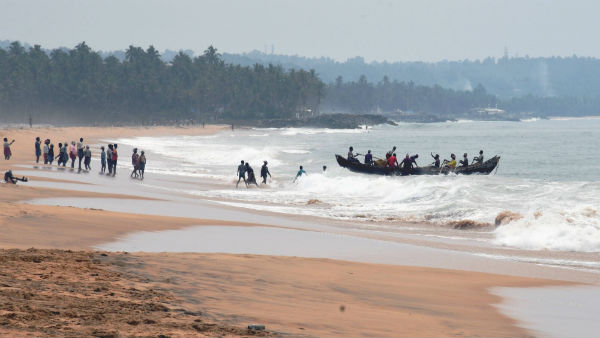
100,146 -> 106,173
130,148 -> 139,178
236,160 -> 247,188
138,151 -> 146,180
69,141 -> 77,168
293,165 -> 307,183
106,144 -> 113,175
43,139 -> 50,164
77,138 -> 84,170
3,138 -> 15,160
47,144 -> 55,165
111,144 -> 118,175
35,137 -> 42,163
84,145 -> 92,170
260,161 -> 271,184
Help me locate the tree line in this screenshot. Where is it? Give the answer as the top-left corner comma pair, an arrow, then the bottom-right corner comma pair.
1,41 -> 598,124
0,42 -> 324,124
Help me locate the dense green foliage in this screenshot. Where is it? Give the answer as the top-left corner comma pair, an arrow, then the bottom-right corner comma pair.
0,42 -> 324,123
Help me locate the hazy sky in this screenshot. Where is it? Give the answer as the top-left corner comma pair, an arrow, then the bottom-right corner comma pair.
1,0 -> 598,62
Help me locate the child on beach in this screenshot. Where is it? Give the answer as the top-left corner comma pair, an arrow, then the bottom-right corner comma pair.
84,146 -> 92,170
100,146 -> 106,173
48,144 -> 55,165
138,151 -> 146,180
293,165 -> 307,183
3,138 -> 15,160
35,137 -> 41,163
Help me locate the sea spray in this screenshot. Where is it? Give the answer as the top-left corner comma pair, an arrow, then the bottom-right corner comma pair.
116,120 -> 600,252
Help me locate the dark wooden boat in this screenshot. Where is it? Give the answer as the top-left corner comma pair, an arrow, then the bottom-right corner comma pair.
335,155 -> 500,176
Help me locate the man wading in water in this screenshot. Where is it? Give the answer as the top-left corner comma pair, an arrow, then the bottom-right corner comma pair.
236,160 -> 247,188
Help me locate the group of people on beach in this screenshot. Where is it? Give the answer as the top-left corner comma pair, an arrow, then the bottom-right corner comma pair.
347,146 -> 485,170
2,135 -> 147,184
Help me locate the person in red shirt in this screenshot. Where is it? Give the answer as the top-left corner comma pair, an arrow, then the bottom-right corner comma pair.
387,153 -> 398,168
111,144 -> 118,176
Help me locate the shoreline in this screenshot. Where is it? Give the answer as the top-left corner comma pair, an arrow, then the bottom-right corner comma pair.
1,125 -> 597,337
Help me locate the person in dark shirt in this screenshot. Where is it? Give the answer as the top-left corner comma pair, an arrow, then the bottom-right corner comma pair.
431,153 -> 441,167
473,150 -> 484,165
35,137 -> 41,163
410,154 -> 419,167
260,161 -> 271,184
364,150 -> 373,165
459,153 -> 469,167
236,160 -> 247,188
4,170 -> 27,184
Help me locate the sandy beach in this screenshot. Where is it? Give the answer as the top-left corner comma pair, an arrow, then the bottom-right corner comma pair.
0,125 -> 595,337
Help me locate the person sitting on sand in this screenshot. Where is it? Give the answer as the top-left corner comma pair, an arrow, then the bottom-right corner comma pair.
4,170 -> 27,184
138,151 -> 146,180
48,143 -> 55,165
84,146 -> 92,170
260,161 -> 271,184
473,150 -> 484,165
431,153 -> 440,167
293,166 -> 307,183
245,162 -> 259,187
3,138 -> 15,160
131,148 -> 139,178
100,146 -> 106,173
35,137 -> 42,163
459,153 -> 469,167
236,160 -> 247,188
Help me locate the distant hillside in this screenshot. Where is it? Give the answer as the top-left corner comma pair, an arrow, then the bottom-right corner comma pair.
222,51 -> 600,99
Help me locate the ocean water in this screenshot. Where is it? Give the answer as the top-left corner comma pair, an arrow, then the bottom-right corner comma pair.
117,118 -> 600,253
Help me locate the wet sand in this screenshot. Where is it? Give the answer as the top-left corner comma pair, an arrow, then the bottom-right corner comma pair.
0,125 -> 595,337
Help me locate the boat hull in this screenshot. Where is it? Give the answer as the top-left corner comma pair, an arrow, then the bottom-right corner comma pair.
335,155 -> 500,176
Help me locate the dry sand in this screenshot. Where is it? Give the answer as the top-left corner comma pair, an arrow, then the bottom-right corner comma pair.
0,126 -> 573,337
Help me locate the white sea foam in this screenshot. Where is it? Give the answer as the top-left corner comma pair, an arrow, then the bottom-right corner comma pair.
117,122 -> 600,252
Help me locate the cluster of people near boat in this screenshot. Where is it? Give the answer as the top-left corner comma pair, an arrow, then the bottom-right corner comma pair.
347,146 -> 485,170
2,136 -> 147,184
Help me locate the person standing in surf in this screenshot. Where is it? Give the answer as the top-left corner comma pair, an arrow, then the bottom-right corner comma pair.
293,166 -> 307,183
236,160 -> 247,188
260,161 -> 271,184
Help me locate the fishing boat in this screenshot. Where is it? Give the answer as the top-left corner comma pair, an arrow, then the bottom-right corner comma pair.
335,155 -> 500,176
